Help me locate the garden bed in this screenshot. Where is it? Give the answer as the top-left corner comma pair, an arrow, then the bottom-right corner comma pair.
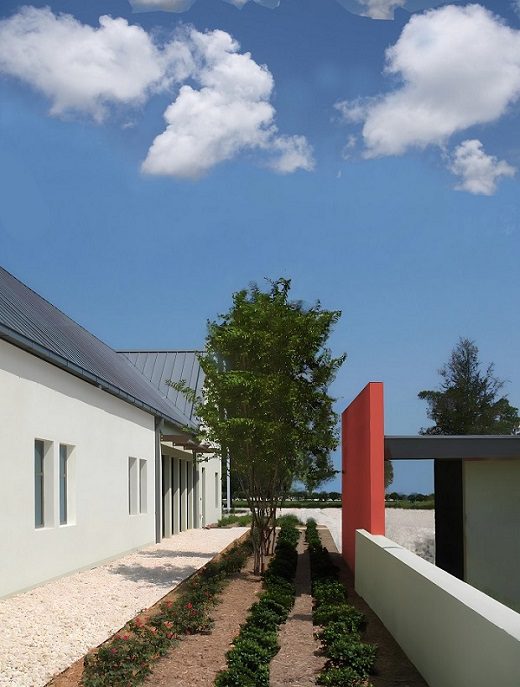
46,524 -> 429,687
47,533 -> 252,687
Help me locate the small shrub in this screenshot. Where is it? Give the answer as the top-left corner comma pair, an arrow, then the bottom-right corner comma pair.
326,637 -> 377,675
248,601 -> 283,630
262,584 -> 294,611
238,626 -> 279,656
227,638 -> 273,669
317,666 -> 374,686
312,580 -> 348,606
316,620 -> 363,647
214,662 -> 269,687
276,513 -> 301,528
255,596 -> 290,623
218,514 -> 253,527
314,604 -> 365,631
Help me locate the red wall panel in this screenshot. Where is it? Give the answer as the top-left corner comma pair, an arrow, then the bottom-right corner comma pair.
341,382 -> 385,572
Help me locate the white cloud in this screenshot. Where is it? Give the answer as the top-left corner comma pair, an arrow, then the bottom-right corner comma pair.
0,8 -> 310,176
449,139 -> 515,195
361,0 -> 406,20
0,6 -> 183,121
268,136 -> 315,173
142,28 -> 313,177
130,0 -> 197,11
336,0 -> 405,20
129,0 -> 280,11
337,4 -> 520,157
335,98 -> 373,123
341,133 -> 357,159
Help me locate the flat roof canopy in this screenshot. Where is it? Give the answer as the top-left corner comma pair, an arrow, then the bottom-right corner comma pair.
384,435 -> 520,461
161,434 -> 213,453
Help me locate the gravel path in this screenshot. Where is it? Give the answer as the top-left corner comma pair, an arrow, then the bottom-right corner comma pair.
278,508 -> 435,562
0,528 -> 248,687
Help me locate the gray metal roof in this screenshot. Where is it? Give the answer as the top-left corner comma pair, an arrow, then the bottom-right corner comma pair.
385,435 -> 520,461
0,266 -> 193,428
118,350 -> 204,423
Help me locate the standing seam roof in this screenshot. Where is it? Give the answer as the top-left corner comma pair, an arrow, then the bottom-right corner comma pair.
118,350 -> 204,423
0,266 -> 195,429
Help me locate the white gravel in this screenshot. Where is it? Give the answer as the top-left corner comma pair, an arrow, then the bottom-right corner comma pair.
279,507 -> 435,562
0,527 -> 248,687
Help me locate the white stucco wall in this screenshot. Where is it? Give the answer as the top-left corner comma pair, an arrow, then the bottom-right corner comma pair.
0,340 -> 157,598
464,459 -> 520,612
355,529 -> 520,687
198,454 -> 222,527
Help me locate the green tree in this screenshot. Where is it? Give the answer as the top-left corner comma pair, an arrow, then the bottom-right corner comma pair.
173,279 -> 345,573
418,338 -> 519,435
384,460 -> 394,490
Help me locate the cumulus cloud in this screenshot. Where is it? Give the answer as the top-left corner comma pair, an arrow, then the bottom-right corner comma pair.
449,140 -> 515,195
0,7 -> 311,176
142,28 -> 313,177
0,6 -> 188,121
337,4 -> 520,157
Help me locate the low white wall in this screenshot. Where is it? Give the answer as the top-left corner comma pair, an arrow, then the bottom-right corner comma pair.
355,529 -> 520,687
0,340 -> 157,597
464,460 -> 520,612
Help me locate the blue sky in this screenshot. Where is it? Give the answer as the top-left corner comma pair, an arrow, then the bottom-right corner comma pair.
1,0 -> 520,493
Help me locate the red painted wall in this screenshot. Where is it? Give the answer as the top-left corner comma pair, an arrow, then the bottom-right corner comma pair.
342,382 -> 385,572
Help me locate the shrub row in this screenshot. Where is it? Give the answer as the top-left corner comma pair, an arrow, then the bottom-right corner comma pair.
214,518 -> 300,687
82,538 -> 252,687
217,513 -> 253,527
306,519 -> 377,687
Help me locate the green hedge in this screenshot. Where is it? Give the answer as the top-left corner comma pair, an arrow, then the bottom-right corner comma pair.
214,519 -> 299,687
306,519 -> 377,687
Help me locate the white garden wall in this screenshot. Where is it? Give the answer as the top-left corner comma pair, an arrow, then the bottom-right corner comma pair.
355,529 -> 520,687
0,339 -> 156,598
464,460 -> 520,613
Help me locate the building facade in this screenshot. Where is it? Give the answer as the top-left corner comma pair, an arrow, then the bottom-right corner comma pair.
0,267 -> 221,598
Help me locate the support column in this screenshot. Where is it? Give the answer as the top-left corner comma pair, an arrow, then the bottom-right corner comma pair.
162,456 -> 172,538
180,459 -> 187,531
193,456 -> 201,529
172,456 -> 180,534
201,467 -> 206,527
187,458 -> 194,529
155,419 -> 163,543
434,459 -> 464,579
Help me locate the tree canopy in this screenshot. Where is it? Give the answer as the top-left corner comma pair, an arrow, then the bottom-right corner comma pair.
418,338 -> 519,435
174,278 -> 345,572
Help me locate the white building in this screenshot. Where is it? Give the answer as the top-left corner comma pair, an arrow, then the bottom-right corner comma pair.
0,266 -> 221,599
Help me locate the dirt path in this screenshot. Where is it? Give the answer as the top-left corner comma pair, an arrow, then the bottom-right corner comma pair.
270,531 -> 325,687
142,556 -> 263,687
318,527 -> 429,687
